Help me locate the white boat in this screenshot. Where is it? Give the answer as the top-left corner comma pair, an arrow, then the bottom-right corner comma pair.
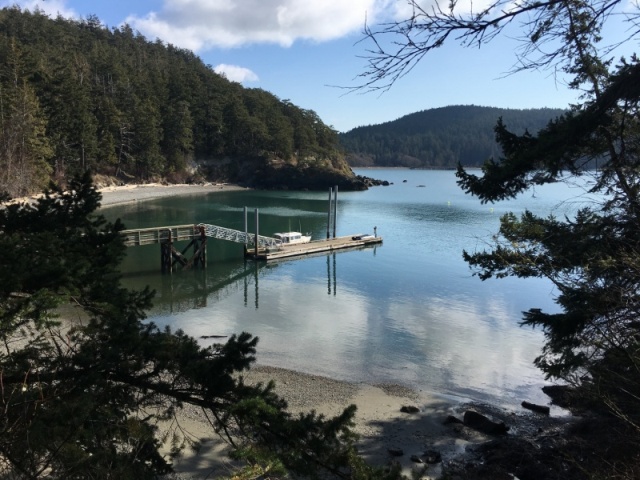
273,231 -> 311,245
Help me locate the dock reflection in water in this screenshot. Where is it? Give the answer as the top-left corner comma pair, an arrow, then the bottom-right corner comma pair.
135,244 -> 380,315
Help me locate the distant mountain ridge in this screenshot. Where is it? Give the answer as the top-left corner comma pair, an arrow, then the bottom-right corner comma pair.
339,105 -> 566,168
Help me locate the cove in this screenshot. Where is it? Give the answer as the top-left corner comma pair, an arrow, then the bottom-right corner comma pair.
101,169 -> 592,408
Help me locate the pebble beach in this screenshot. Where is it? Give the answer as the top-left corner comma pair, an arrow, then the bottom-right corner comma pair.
161,366 -> 472,480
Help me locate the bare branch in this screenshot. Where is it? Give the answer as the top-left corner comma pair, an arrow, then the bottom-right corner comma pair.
352,0 -> 631,92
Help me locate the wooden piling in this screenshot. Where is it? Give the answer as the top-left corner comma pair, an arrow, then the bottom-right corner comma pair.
332,185 -> 338,238
254,208 -> 259,257
161,229 -> 173,274
155,225 -> 208,273
327,188 -> 332,239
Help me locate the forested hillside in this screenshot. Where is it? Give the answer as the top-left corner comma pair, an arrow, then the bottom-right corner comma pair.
0,7 -> 363,199
340,105 -> 565,168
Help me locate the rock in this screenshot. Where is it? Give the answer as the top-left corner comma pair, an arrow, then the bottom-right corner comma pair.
542,385 -> 578,409
400,405 -> 420,413
387,448 -> 404,457
463,410 -> 510,435
444,415 -> 464,425
521,401 -> 550,415
410,454 -> 423,463
423,450 -> 442,464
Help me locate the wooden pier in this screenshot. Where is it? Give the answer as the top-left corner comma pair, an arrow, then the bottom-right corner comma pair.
121,223 -> 383,270
244,234 -> 383,261
121,225 -> 203,247
119,187 -> 383,271
121,224 -> 207,273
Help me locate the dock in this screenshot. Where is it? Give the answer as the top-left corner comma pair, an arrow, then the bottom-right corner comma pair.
120,187 -> 382,271
245,234 -> 383,260
120,223 -> 383,270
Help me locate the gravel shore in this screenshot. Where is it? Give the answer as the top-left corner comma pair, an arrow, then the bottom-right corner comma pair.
162,365 -> 475,479
98,182 -> 247,207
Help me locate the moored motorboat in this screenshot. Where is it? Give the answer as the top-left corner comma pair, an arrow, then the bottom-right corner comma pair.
273,231 -> 311,245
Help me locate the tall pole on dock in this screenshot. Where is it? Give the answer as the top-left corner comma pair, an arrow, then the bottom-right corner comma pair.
254,208 -> 259,257
244,207 -> 248,246
326,188 -> 333,239
332,185 -> 338,238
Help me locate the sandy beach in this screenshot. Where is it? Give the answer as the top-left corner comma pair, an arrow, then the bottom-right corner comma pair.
97,182 -> 247,207
1,181 -> 247,209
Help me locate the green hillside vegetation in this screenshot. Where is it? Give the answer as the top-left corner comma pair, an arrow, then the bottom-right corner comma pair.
339,105 -> 566,168
0,7 -> 364,199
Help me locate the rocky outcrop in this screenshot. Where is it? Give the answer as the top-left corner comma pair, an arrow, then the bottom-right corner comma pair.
198,154 -> 385,191
463,410 -> 510,435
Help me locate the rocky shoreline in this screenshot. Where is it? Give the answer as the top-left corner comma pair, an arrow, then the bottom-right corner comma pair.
158,365 -> 571,480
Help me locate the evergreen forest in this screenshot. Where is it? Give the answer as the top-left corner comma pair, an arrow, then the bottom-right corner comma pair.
339,105 -> 566,168
0,7 -> 362,199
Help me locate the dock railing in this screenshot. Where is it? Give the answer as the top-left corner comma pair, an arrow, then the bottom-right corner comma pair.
197,223 -> 279,248
121,223 -> 280,248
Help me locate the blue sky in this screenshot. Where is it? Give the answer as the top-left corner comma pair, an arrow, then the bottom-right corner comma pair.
0,0 -> 633,132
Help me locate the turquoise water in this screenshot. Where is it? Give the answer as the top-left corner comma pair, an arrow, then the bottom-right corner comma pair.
101,169 -> 594,407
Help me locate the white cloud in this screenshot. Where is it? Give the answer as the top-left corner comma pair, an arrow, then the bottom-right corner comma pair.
0,0 -> 77,19
214,64 -> 259,83
125,0 -> 393,50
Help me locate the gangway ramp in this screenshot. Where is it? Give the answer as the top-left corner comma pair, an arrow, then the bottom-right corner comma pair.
198,223 -> 279,248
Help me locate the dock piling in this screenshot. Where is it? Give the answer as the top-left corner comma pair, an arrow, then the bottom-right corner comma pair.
254,208 -> 259,257
326,188 -> 332,239
332,185 -> 338,238
244,207 -> 248,246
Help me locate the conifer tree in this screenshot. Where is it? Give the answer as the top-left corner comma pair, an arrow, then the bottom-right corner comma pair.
0,38 -> 52,198
0,7 -> 358,193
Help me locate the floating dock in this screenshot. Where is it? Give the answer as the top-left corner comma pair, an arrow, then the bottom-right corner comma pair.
245,234 -> 383,261
120,185 -> 382,271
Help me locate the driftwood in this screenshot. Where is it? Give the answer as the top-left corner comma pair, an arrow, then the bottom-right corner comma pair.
521,401 -> 550,415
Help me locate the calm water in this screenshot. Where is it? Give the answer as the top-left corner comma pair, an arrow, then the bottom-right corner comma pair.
101,169 -> 594,408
